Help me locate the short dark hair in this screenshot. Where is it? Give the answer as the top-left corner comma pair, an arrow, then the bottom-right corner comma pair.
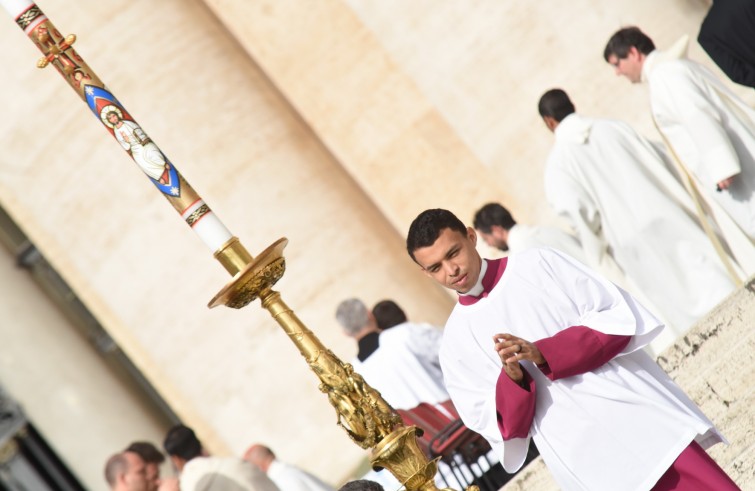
473,203 -> 516,233
163,424 -> 202,461
126,441 -> 165,465
104,452 -> 129,487
339,480 -> 385,491
372,300 -> 407,330
538,89 -> 576,122
603,26 -> 655,62
406,209 -> 467,261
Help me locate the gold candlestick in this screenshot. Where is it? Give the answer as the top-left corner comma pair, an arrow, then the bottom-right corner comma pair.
209,239 -> 461,490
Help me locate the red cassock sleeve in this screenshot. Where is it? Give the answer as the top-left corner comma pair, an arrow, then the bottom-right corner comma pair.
495,326 -> 631,440
533,325 -> 631,380
495,366 -> 536,439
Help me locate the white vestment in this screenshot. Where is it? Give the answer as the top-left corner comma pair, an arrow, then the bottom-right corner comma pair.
267,460 -> 334,491
506,223 -> 587,264
643,39 -> 755,267
352,322 -> 448,410
440,249 -> 724,491
544,113 -> 734,340
180,456 -> 280,491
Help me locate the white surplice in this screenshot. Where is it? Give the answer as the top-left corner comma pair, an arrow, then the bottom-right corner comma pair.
643,37 -> 755,268
352,321 -> 448,410
506,223 -> 587,264
180,456 -> 280,491
267,460 -> 334,491
544,113 -> 734,339
440,249 -> 725,491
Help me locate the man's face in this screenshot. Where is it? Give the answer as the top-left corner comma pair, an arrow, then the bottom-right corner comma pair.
608,47 -> 644,83
412,227 -> 482,294
144,462 -> 159,491
123,453 -> 149,491
477,226 -> 508,252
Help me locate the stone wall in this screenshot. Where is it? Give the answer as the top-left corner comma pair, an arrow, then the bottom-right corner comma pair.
502,279 -> 755,490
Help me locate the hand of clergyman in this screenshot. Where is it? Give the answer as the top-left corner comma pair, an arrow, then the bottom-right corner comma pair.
717,174 -> 737,191
493,333 -> 545,383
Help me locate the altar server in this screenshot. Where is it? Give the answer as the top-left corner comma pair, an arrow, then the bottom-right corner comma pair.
405,208 -> 738,491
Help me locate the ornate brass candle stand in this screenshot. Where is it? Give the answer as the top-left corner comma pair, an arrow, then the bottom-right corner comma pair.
1,2 -> 477,489
209,238 -> 462,490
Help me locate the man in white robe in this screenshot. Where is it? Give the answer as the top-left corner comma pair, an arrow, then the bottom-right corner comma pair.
604,27 -> 755,273
336,299 -> 470,488
244,444 -> 334,491
334,298 -> 448,410
405,208 -> 738,491
538,89 -> 734,348
473,202 -> 587,263
163,424 -> 279,491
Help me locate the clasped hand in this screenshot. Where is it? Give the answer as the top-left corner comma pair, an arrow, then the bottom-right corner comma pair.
493,333 -> 545,383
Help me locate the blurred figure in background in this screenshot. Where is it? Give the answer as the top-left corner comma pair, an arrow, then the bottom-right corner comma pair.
244,444 -> 334,491
473,202 -> 586,262
539,88 -> 734,350
104,451 -> 149,491
605,27 -> 755,276
126,441 -> 178,491
335,298 -> 448,410
163,424 -> 279,491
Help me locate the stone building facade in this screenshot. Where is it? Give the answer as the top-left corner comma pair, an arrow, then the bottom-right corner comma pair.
0,0 -> 751,488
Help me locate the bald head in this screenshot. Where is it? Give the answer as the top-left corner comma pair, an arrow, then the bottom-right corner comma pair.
104,451 -> 148,490
105,453 -> 129,487
243,444 -> 276,472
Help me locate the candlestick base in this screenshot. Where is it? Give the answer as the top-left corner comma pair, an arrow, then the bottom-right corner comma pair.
208,238 -> 288,309
371,425 -> 476,491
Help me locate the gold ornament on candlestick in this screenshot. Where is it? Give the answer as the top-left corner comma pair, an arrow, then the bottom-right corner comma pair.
2,2 -> 478,489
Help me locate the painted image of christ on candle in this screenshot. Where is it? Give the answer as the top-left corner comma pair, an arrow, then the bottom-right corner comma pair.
101,105 -> 170,184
